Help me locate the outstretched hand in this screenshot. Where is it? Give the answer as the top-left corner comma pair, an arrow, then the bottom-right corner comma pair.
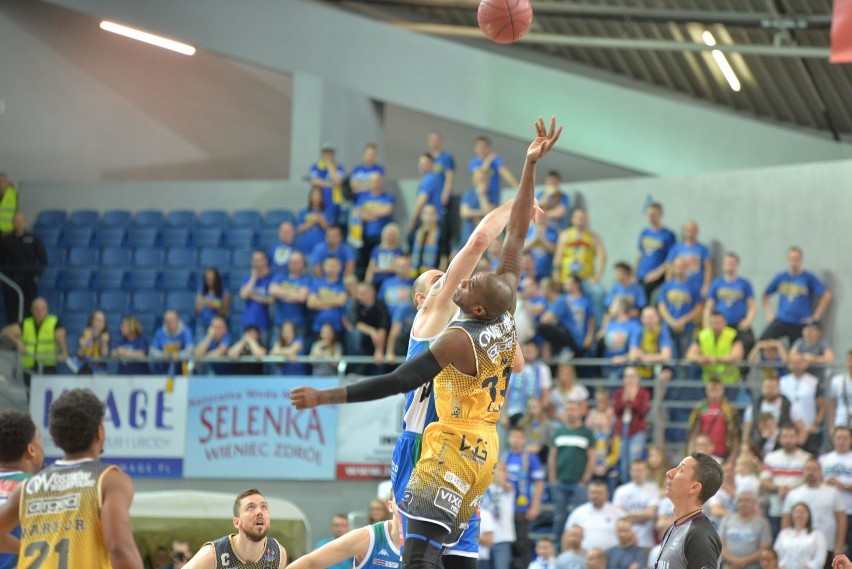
290,386 -> 320,409
526,116 -> 563,164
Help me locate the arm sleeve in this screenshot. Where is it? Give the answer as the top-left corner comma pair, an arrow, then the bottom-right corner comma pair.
684,522 -> 721,569
346,349 -> 443,403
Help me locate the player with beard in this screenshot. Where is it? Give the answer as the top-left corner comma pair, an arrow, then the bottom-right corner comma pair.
183,489 -> 286,569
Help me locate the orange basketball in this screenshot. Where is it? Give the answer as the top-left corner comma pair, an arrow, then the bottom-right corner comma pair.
477,0 -> 533,44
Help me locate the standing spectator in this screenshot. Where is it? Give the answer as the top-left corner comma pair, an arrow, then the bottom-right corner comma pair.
556,525 -> 586,569
312,514 -> 353,569
270,321 -> 307,376
194,268 -> 230,340
536,170 -> 571,230
1,297 -> 67,380
549,364 -> 590,419
297,186 -> 332,255
525,213 -> 559,282
378,256 -> 415,315
349,143 -> 385,205
704,252 -> 757,356
790,322 -> 835,378
628,306 -> 674,383
658,256 -> 703,359
612,367 -> 652,481
782,458 -> 846,563
113,316 -> 149,375
0,213 -> 47,323
774,503 -> 827,569
307,257 -> 347,339
409,205 -> 446,275
553,208 -> 607,325
550,401 -> 596,541
563,481 -> 624,552
227,325 -> 266,375
193,316 -> 231,375
666,221 -> 712,299
538,277 -> 585,359
75,310 -> 110,374
309,323 -> 342,376
686,379 -> 740,461
780,352 -> 827,455
828,351 -> 852,434
353,173 -> 394,275
635,202 -> 676,301
600,299 -> 641,379
269,251 -> 311,339
760,247 -> 832,344
605,519 -> 646,569
585,549 -> 607,569
612,459 -> 660,549
742,376 -> 797,455
719,492 -> 773,569
385,300 -> 416,362
482,461 -> 516,569
308,142 -> 346,224
504,427 -> 545,569
530,538 -> 557,569
343,283 -> 389,372
505,341 -> 552,426
459,170 -> 494,247
761,424 -> 812,537
408,153 -> 444,235
268,221 -> 297,275
819,427 -> 852,553
309,225 -> 356,279
150,310 -> 194,374
239,250 -> 274,345
602,263 -> 647,325
469,135 -> 518,206
365,223 -> 405,290
0,171 -> 18,235
427,131 -> 455,208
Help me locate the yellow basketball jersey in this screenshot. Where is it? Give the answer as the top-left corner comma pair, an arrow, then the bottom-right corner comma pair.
435,312 -> 517,424
19,460 -> 117,569
559,228 -> 596,281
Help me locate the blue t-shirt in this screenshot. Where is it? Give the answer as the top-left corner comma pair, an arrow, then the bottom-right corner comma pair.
605,282 -> 648,312
525,295 -> 548,324
308,160 -> 346,222
309,241 -> 356,274
603,319 -> 640,359
764,270 -> 827,324
267,241 -> 296,274
637,226 -> 677,279
535,189 -> 571,230
707,276 -> 754,326
116,336 -> 149,375
469,155 -> 505,205
432,150 -> 455,188
666,242 -> 711,293
525,224 -> 560,280
206,333 -> 233,375
418,172 -> 444,217
379,276 -> 415,312
359,192 -> 395,238
277,337 -> 308,376
197,290 -> 228,330
460,187 -> 484,245
370,247 -> 404,288
548,293 -> 594,347
296,209 -> 329,255
271,272 -> 311,327
350,163 -> 385,206
241,274 -> 273,332
659,280 -> 700,331
503,450 -> 545,513
309,278 -> 346,332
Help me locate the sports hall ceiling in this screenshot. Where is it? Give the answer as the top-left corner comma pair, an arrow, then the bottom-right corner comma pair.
321,0 -> 852,142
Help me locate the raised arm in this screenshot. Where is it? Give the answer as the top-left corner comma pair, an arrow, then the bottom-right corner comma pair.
287,526 -> 371,569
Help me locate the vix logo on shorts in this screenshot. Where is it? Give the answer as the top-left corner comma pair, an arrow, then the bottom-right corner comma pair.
433,487 -> 462,516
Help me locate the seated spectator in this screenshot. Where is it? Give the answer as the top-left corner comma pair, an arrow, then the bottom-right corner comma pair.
353,173 -> 394,274
113,316 -> 149,375
635,201 -> 676,301
378,256 -> 415,314
469,134 -> 517,206
553,208 -> 607,326
780,353 -> 826,455
550,363 -> 590,419
227,325 -> 266,375
310,323 -> 342,376
550,401 -> 597,541
297,186 -> 332,255
759,548 -> 780,569
703,252 -> 756,356
734,454 -> 762,497
408,153 -> 444,236
628,306 -> 673,383
410,205 -> 446,275
366,498 -> 392,524
686,311 -> 744,389
157,539 -> 193,569
612,460 -> 659,549
828,351 -> 852,434
563,481 -> 623,552
705,461 -> 737,525
149,310 -> 194,374
364,223 -> 405,290
747,339 -> 789,381
599,299 -> 641,379
481,461 -> 516,569
307,257 -> 347,339
819,427 -> 852,552
539,278 -> 582,360
760,246 -> 831,345
612,367 -> 651,481
585,389 -> 616,437
665,220 -> 712,298
239,250 -> 274,345
654,495 -> 675,547
343,283 -> 389,373
790,322 -> 835,378
742,376 -> 797,457
270,321 -> 307,376
602,262 -> 647,325
646,445 -> 671,493
310,225 -> 356,279
195,268 -> 230,340
588,392 -> 620,496
525,212 -> 559,282
686,379 -> 740,460
761,423 -> 812,537
2,297 -> 68,380
385,300 -> 416,362
605,519 -> 646,569
529,538 -> 557,569
308,142 -> 346,224
754,413 -> 782,459
75,309 -> 110,374
561,275 -> 596,357
193,316 -> 231,375
269,251 -> 311,339
459,169 -> 493,248
719,492 -> 773,569
268,220 -> 297,274
519,251 -> 539,289
505,341 -> 552,427
658,256 -> 703,359
503,427 -> 545,569
556,525 -> 586,569
690,433 -> 724,464
585,549 -> 606,569
774,503 -> 827,569
519,398 -> 557,464
312,514 -> 352,569
519,278 -> 547,331
536,170 -> 571,230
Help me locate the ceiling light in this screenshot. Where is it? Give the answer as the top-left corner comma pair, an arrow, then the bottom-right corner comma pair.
702,31 -> 741,92
100,21 -> 196,55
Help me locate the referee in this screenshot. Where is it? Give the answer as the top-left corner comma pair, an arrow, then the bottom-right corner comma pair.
655,453 -> 724,569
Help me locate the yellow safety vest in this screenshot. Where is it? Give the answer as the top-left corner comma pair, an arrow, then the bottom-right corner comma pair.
697,326 -> 740,384
558,228 -> 596,281
21,315 -> 58,369
0,186 -> 17,234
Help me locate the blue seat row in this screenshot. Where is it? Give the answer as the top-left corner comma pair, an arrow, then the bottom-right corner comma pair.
35,224 -> 284,250
35,208 -> 294,232
48,246 -> 255,270
61,290 -> 198,315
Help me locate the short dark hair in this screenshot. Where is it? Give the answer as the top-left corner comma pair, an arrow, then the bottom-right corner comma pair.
710,311 -> 727,322
0,410 -> 37,463
49,389 -> 105,454
834,425 -> 851,438
614,262 -> 632,274
233,488 -> 264,517
509,425 -> 526,435
475,136 -> 491,145
648,202 -> 663,212
545,170 -> 561,180
779,422 -> 799,434
689,453 -> 724,503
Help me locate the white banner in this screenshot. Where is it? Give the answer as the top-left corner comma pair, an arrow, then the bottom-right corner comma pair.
335,395 -> 404,479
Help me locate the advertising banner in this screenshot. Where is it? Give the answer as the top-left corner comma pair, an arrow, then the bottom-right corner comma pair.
29,375 -> 188,478
183,377 -> 337,480
336,396 -> 403,479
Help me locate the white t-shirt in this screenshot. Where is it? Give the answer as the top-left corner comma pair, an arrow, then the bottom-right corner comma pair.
550,385 -> 590,417
819,450 -> 852,514
829,373 -> 852,428
564,502 -> 624,551
779,373 -> 823,429
773,528 -> 827,569
478,507 -> 495,561
612,481 -> 660,547
486,485 -> 517,545
760,447 -> 811,516
743,398 -> 785,425
782,484 -> 844,550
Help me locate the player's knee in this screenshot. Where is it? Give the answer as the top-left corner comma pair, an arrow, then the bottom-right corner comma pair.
441,555 -> 477,569
402,534 -> 443,569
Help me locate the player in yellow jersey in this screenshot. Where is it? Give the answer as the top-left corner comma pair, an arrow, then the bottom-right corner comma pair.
0,388 -> 143,569
292,116 -> 563,569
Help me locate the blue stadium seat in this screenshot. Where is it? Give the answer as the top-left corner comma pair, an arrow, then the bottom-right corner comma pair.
95,226 -> 126,248
126,269 -> 159,291
132,291 -> 165,314
257,226 -> 279,249
65,291 -> 96,313
198,248 -> 230,269
66,247 -> 99,267
226,271 -> 246,292
100,247 -> 130,268
44,247 -> 65,266
36,210 -> 67,228
68,210 -> 100,227
262,209 -> 294,227
165,247 -> 196,268
194,227 -> 223,248
133,247 -> 164,267
62,312 -> 90,341
65,226 -> 93,248
127,226 -> 159,248
230,249 -> 253,271
231,210 -> 261,229
134,313 -> 159,338
161,269 -> 192,291
224,228 -> 256,249
34,225 -> 63,248
132,210 -> 164,228
63,269 -> 92,289
106,312 -> 123,344
92,269 -> 125,291
229,313 -> 243,336
41,289 -> 63,314
197,210 -> 229,228
165,210 -> 196,228
99,291 -> 131,314
39,267 -> 60,290
161,227 -> 190,248
102,210 -> 132,227
165,291 -> 197,314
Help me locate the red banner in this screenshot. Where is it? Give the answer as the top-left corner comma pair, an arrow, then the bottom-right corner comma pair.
831,0 -> 852,63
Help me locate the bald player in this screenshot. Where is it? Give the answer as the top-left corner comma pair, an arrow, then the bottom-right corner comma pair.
293,116 -> 563,569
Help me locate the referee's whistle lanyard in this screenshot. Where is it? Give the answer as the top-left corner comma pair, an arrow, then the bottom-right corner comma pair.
654,509 -> 705,569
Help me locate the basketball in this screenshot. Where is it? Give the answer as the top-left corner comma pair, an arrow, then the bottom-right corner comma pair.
477,0 -> 533,44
